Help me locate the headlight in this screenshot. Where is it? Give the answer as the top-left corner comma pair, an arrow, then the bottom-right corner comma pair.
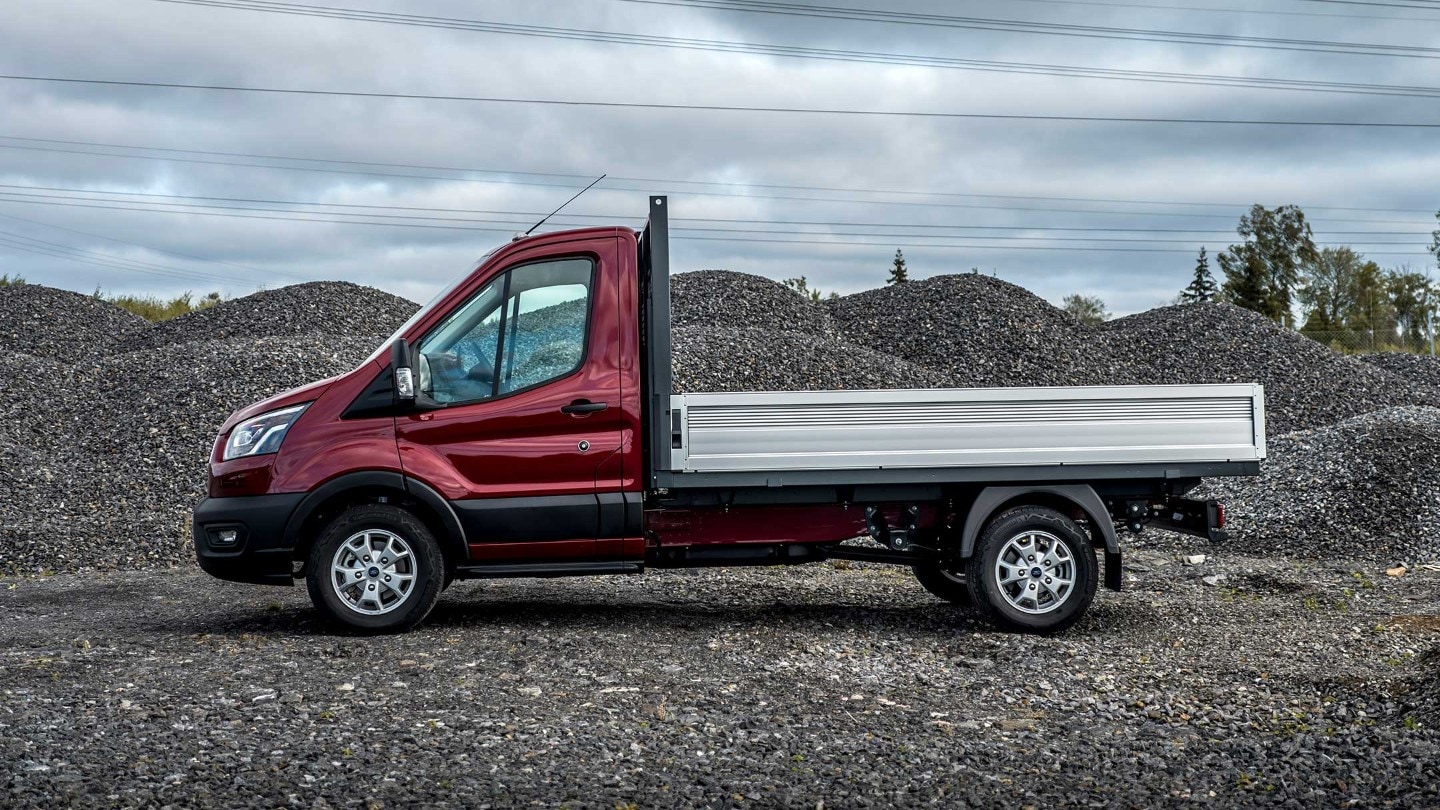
223,403 -> 310,461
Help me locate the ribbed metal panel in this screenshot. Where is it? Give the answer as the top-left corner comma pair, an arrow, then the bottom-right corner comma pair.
672,384 -> 1265,473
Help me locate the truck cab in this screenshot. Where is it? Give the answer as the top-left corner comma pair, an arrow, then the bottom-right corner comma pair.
195,197 -> 1261,634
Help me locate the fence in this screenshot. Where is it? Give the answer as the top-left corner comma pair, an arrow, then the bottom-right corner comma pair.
1302,329 -> 1438,356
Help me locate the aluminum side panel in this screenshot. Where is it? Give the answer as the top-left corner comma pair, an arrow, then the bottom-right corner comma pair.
670,384 -> 1265,474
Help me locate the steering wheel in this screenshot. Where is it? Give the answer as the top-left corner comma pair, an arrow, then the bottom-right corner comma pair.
465,353 -> 495,385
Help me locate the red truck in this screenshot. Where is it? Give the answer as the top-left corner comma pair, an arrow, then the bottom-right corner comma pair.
194,196 -> 1264,634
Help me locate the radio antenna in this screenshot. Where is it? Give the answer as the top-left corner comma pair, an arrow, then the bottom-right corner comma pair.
524,174 -> 607,236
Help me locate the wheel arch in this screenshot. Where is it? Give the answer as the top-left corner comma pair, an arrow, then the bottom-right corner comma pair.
284,471 -> 468,574
959,484 -> 1118,558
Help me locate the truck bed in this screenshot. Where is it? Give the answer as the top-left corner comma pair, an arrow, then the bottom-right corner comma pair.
669,384 -> 1265,476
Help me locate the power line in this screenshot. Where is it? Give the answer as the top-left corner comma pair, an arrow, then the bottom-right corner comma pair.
149,0 -> 1440,60
607,0 -> 1440,56
0,193 -> 1429,255
130,1 -> 1440,97
6,74 -> 1440,128
0,209 -> 307,281
1300,0 -> 1440,10
0,228 -> 249,286
3,135 -> 1437,216
2,134 -> 1436,215
0,183 -> 1432,232
957,0 -> 1440,21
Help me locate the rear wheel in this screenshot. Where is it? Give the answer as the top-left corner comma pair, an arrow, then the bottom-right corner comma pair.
306,504 -> 445,633
912,561 -> 973,606
967,506 -> 1097,634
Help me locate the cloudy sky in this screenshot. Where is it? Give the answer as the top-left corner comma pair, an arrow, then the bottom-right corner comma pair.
2,0 -> 1438,315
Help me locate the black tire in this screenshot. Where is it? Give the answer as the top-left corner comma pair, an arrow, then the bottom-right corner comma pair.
912,561 -> 973,606
306,504 -> 446,633
966,506 -> 1097,634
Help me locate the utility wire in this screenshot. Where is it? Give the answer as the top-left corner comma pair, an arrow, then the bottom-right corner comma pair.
945,0 -> 1440,21
606,0 -> 1440,56
128,1 -> 1440,98
0,194 -> 1429,253
0,228 -> 249,285
0,209 -> 307,281
5,75 -> 1440,128
148,0 -> 1440,60
0,184 -> 1432,231
1300,0 -> 1440,10
5,136 -> 1434,217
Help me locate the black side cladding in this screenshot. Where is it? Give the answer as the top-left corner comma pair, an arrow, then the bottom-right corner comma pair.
639,195 -> 674,489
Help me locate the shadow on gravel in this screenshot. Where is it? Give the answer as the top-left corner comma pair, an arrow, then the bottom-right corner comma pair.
132,594 -> 1161,641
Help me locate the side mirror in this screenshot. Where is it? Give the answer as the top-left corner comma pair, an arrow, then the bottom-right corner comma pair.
391,339 -> 417,400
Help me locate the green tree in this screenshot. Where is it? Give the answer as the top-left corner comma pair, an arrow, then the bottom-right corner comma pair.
1345,260 -> 1395,349
783,276 -> 822,302
0,273 -> 26,286
1298,246 -> 1364,333
887,249 -> 909,285
1062,294 -> 1109,325
1430,209 -> 1438,267
1387,267 -> 1438,349
1218,204 -> 1318,326
1179,247 -> 1218,303
782,276 -> 838,302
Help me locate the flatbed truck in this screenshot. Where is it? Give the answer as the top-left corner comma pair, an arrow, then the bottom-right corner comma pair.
194,196 -> 1264,633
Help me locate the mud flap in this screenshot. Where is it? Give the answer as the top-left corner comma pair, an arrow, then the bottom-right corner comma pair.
1105,549 -> 1123,592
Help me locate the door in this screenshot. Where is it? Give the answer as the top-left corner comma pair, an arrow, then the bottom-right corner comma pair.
396,237 -> 623,562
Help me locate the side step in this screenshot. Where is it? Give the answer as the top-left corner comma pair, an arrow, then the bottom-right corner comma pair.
453,561 -> 644,580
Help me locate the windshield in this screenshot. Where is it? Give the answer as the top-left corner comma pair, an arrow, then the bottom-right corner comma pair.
363,252 -> 494,365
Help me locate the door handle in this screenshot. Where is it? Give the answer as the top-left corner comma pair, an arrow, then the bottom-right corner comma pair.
561,399 -> 608,415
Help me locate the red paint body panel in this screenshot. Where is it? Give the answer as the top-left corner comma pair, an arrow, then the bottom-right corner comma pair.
208,359 -> 402,498
395,234 -> 625,503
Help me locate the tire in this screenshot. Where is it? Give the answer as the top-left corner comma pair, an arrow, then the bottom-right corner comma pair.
912,561 -> 973,606
306,504 -> 446,633
966,506 -> 1097,634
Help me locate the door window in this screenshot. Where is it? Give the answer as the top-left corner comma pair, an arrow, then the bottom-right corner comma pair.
417,257 -> 593,405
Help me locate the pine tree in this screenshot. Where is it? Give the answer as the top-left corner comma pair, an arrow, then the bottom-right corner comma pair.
1180,247 -> 1218,303
887,249 -> 909,285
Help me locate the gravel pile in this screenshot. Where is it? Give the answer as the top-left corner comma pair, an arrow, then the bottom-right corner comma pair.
1103,304 -> 1440,434
1362,351 -> 1440,390
114,281 -> 418,352
0,331 -> 384,575
830,274 -> 1105,388
0,284 -> 148,358
672,270 -> 836,335
1203,407 -> 1440,561
674,326 -> 947,392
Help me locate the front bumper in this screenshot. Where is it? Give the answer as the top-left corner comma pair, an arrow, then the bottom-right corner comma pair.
193,493 -> 306,585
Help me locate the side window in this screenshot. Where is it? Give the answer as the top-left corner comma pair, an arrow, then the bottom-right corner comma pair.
416,257 -> 593,405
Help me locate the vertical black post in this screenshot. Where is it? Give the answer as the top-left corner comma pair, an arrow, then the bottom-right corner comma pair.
642,195 -> 674,489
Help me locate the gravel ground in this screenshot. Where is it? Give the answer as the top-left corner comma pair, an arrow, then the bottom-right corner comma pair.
3,557 -> 1440,807
0,284 -> 148,358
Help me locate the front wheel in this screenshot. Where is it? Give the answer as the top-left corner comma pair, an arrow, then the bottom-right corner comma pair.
306,504 -> 445,633
966,506 -> 1097,634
